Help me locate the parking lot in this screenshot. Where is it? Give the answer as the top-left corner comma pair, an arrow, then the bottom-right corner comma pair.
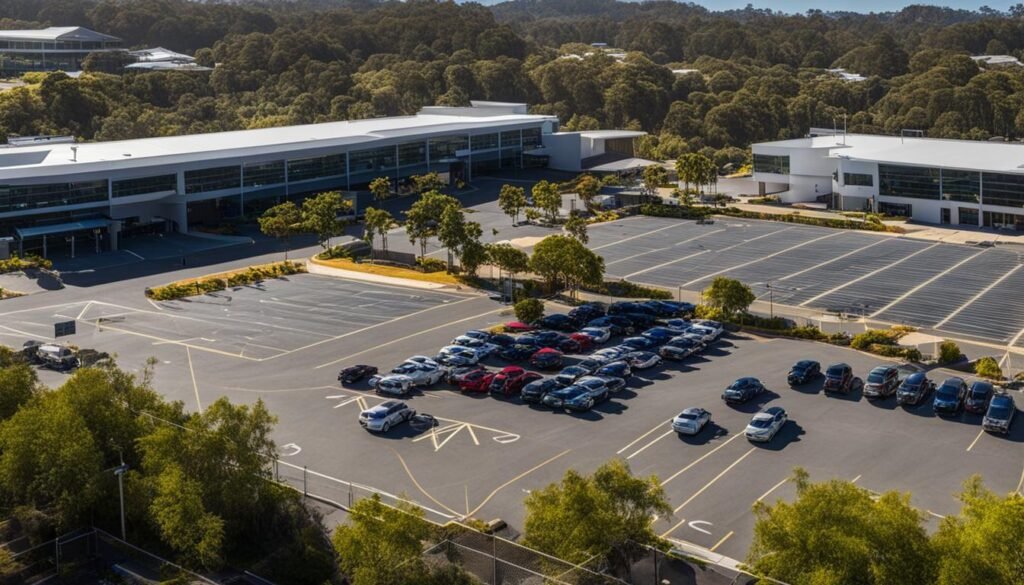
10,270 -> 1021,564
591,216 -> 1024,346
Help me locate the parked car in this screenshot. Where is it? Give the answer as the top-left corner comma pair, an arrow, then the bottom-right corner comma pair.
531,347 -> 564,370
390,362 -> 445,387
359,401 -> 416,432
37,344 -> 78,371
622,312 -> 657,330
596,360 -> 632,379
556,364 -> 594,386
608,301 -> 649,316
447,364 -> 487,385
503,321 -> 536,332
532,331 -> 581,353
487,333 -> 517,348
489,366 -> 542,396
577,357 -> 610,370
338,364 -> 378,384
744,407 -> 788,442
664,319 -> 693,334
965,380 -> 994,414
863,365 -> 900,399
659,337 -> 702,360
722,377 -> 765,404
374,375 -> 414,397
435,345 -> 481,366
543,384 -> 607,411
896,372 -> 934,406
451,336 -> 501,358
500,343 -> 540,362
672,407 -> 711,435
458,369 -> 496,393
569,333 -> 595,352
983,393 -> 1016,433
638,300 -> 675,317
787,360 -> 821,386
569,303 -> 606,324
684,325 -> 717,344
621,336 -> 657,351
579,327 -> 612,344
625,351 -> 662,370
577,375 -> 626,394
520,378 -> 560,404
657,300 -> 696,316
588,316 -> 635,336
592,346 -> 631,362
462,330 -> 492,342
405,355 -> 440,367
537,314 -> 577,332
933,377 -> 968,415
692,319 -> 724,339
823,363 -> 859,394
641,327 -> 676,345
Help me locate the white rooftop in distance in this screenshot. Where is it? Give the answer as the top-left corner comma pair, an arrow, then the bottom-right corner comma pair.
576,130 -> 647,140
128,47 -> 195,63
758,133 -> 1024,174
971,54 -> 1024,66
125,62 -> 212,72
0,27 -> 120,42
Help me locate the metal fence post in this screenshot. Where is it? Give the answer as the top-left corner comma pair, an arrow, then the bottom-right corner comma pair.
303,466 -> 307,496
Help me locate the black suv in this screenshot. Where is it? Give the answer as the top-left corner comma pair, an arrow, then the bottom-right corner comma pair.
823,363 -> 858,394
933,377 -> 968,415
863,365 -> 900,399
964,380 -> 994,414
787,360 -> 820,386
896,372 -> 934,406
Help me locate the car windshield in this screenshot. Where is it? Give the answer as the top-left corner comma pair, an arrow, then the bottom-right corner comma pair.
368,409 -> 388,418
677,413 -> 697,420
936,386 -> 959,400
826,367 -> 845,377
867,372 -> 885,383
987,403 -> 1011,418
901,380 -> 921,390
791,366 -> 806,374
749,418 -> 772,428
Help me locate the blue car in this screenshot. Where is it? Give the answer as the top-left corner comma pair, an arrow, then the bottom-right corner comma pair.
500,343 -> 540,362
568,303 -> 606,324
934,377 -> 968,415
641,327 -> 676,345
621,336 -> 657,351
521,378 -> 560,404
596,360 -> 632,379
542,384 -> 608,411
587,316 -> 632,336
537,314 -> 576,332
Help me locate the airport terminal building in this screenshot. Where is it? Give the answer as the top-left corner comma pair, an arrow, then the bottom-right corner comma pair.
752,133 -> 1024,230
0,102 -> 591,255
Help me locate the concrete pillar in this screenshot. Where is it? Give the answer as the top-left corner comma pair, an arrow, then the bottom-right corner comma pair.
175,170 -> 189,234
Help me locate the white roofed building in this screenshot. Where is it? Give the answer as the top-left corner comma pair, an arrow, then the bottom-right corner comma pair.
0,27 -> 122,74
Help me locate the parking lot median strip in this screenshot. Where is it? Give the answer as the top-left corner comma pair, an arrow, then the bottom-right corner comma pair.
660,433 -> 744,487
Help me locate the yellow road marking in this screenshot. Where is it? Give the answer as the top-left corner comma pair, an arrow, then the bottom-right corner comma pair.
709,531 -> 734,552
660,433 -> 743,487
466,449 -> 571,518
391,449 -> 462,518
465,424 -> 480,446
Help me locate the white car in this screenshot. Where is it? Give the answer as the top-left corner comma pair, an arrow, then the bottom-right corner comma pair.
625,351 -> 662,370
579,327 -> 612,344
451,336 -> 500,358
436,345 -> 481,366
371,362 -> 444,387
672,407 -> 711,435
745,407 -> 788,442
685,325 -> 717,343
359,401 -> 416,432
374,374 -> 414,397
405,355 -> 440,367
593,346 -> 631,362
693,319 -> 724,339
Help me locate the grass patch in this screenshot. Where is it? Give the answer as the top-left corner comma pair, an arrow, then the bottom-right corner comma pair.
311,257 -> 471,286
146,261 -> 306,300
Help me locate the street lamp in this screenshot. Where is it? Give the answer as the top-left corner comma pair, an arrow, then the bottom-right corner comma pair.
113,463 -> 128,540
765,281 -> 774,319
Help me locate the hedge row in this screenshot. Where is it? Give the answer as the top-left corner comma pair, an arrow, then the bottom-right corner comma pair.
582,279 -> 673,300
639,204 -> 901,233
0,254 -> 53,274
146,261 -> 306,301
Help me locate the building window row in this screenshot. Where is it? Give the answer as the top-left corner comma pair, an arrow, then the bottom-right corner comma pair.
112,174 -> 176,198
879,164 -> 940,200
753,154 -> 789,175
243,161 -> 286,188
349,147 -> 396,173
184,166 -> 240,194
980,172 -> 1024,208
843,173 -> 873,187
471,133 -> 498,151
0,180 -> 108,213
287,154 -> 344,183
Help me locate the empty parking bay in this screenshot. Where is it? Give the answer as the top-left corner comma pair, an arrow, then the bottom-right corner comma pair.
938,264 -> 1024,342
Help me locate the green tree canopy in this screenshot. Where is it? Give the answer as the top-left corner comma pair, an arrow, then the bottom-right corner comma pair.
703,276 -> 755,318
258,201 -> 303,260
487,242 -> 530,276
369,177 -> 391,201
531,180 -> 561,223
575,174 -> 601,208
529,234 -> 604,297
410,172 -> 444,194
564,211 -> 589,244
332,494 -> 432,585
498,184 -> 528,225
405,190 -> 460,258
514,297 -> 545,323
363,206 -> 397,257
0,363 -> 36,421
301,190 -> 352,249
642,164 -> 668,195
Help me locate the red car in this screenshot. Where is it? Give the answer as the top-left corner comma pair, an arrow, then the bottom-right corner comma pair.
569,333 -> 595,352
530,347 -> 564,370
458,369 -> 496,393
503,321 -> 537,333
489,366 -> 543,396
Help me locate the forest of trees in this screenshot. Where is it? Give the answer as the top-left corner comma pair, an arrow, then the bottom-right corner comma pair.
5,0 -> 1024,164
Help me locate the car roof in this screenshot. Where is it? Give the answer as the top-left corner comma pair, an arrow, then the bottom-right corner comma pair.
870,365 -> 895,374
941,376 -> 965,384
904,372 -> 925,381
827,362 -> 849,369
970,380 -> 993,390
374,401 -> 399,409
794,360 -> 817,367
680,407 -> 705,415
990,393 -> 1014,405
501,366 -> 524,373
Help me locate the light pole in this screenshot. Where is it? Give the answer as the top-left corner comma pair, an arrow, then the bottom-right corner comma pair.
766,281 -> 774,319
113,463 -> 128,540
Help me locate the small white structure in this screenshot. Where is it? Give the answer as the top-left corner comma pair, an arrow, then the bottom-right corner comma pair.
826,68 -> 867,82
970,54 -> 1024,67
544,130 -> 648,172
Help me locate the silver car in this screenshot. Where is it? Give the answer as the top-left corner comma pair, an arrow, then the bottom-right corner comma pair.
436,345 -> 481,366
374,362 -> 444,387
451,335 -> 501,358
359,400 -> 416,432
672,407 -> 711,435
579,327 -> 612,344
374,374 -> 414,397
745,407 -> 787,442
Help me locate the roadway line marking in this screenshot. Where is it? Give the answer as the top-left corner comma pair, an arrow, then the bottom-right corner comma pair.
799,242 -> 941,307
75,301 -> 93,321
314,306 -> 504,369
0,301 -> 91,318
591,221 -> 692,251
756,477 -> 789,502
465,424 -> 480,446
965,428 -> 986,452
465,449 -> 571,518
123,249 -> 145,260
626,430 -> 674,460
851,474 -> 862,484
0,323 -> 46,339
869,248 -> 988,318
146,298 -> 166,311
682,231 -> 843,287
411,422 -> 461,442
605,229 -> 727,267
618,419 -> 673,455
927,510 -> 946,520
660,433 -> 744,487
661,447 -> 757,537
934,264 -> 1024,328
777,238 -> 888,282
186,346 -> 202,413
709,531 -> 734,553
623,227 -> 793,280
82,321 -> 254,360
391,449 -> 463,518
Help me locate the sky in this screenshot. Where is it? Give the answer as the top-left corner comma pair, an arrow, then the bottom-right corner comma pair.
689,1 -> 1015,12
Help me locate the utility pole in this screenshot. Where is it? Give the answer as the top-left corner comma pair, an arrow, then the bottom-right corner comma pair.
766,281 -> 774,319
113,463 -> 128,540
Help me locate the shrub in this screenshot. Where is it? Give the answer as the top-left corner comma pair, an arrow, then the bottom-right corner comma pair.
869,344 -> 922,361
588,211 -> 620,224
416,257 -> 447,273
0,254 -> 52,274
639,203 -> 714,219
938,340 -> 963,364
974,356 -> 1003,380
514,298 -> 544,324
639,203 -> 902,233
584,279 -> 673,299
850,329 -> 902,350
146,261 -> 305,300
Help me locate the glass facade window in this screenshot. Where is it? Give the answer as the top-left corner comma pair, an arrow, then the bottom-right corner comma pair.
753,154 -> 790,175
349,147 -> 396,173
398,141 -> 426,166
958,207 -> 979,226
286,154 -> 343,183
500,130 -> 521,148
471,133 -> 498,151
981,172 -> 1024,208
941,169 -> 980,203
429,136 -> 468,161
0,180 -> 108,213
878,202 -> 912,217
522,127 -> 542,148
983,211 -> 1024,230
843,173 -> 873,187
243,161 -> 285,187
112,174 -> 176,198
184,166 -> 240,194
879,164 -> 940,200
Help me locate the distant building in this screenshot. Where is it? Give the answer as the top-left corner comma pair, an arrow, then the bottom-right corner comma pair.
826,68 -> 867,82
970,54 -> 1024,68
671,69 -> 700,76
125,46 -> 211,72
0,27 -> 122,74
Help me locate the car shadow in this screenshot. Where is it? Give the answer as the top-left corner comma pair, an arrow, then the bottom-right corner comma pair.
866,395 -> 898,410
614,388 -> 639,400
900,400 -> 936,418
594,400 -> 628,415
703,347 -> 732,358
727,390 -> 781,413
934,410 -> 983,426
790,379 -> 823,395
750,420 -> 805,451
565,409 -> 603,421
824,384 -> 863,402
628,377 -> 656,389
372,423 -> 425,440
634,369 -> 671,382
675,422 -> 729,445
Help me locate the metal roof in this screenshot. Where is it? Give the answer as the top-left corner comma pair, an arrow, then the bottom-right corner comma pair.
0,27 -> 120,43
15,218 -> 110,239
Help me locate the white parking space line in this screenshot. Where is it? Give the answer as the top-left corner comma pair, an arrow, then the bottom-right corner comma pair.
606,230 -> 726,267
755,477 -> 789,502
626,430 -> 674,459
661,447 -> 757,537
624,227 -> 793,280
682,231 -> 843,287
1017,465 -> 1024,495
869,248 -> 989,318
776,238 -> 888,282
965,428 -> 986,452
799,243 -> 941,307
617,419 -> 673,455
0,323 -> 47,338
591,221 -> 690,251
660,433 -> 744,487
186,346 -> 203,413
934,264 -> 1024,328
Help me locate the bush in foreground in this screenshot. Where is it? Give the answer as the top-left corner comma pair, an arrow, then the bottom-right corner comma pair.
974,356 -> 1003,380
514,298 -> 544,323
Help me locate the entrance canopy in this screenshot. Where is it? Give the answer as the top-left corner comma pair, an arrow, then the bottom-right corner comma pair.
15,218 -> 110,239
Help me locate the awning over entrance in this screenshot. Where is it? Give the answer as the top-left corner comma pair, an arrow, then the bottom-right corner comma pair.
15,218 -> 110,239
586,157 -> 660,172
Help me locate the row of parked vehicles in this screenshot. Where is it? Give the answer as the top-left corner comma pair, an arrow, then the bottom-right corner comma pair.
348,299 -> 734,431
